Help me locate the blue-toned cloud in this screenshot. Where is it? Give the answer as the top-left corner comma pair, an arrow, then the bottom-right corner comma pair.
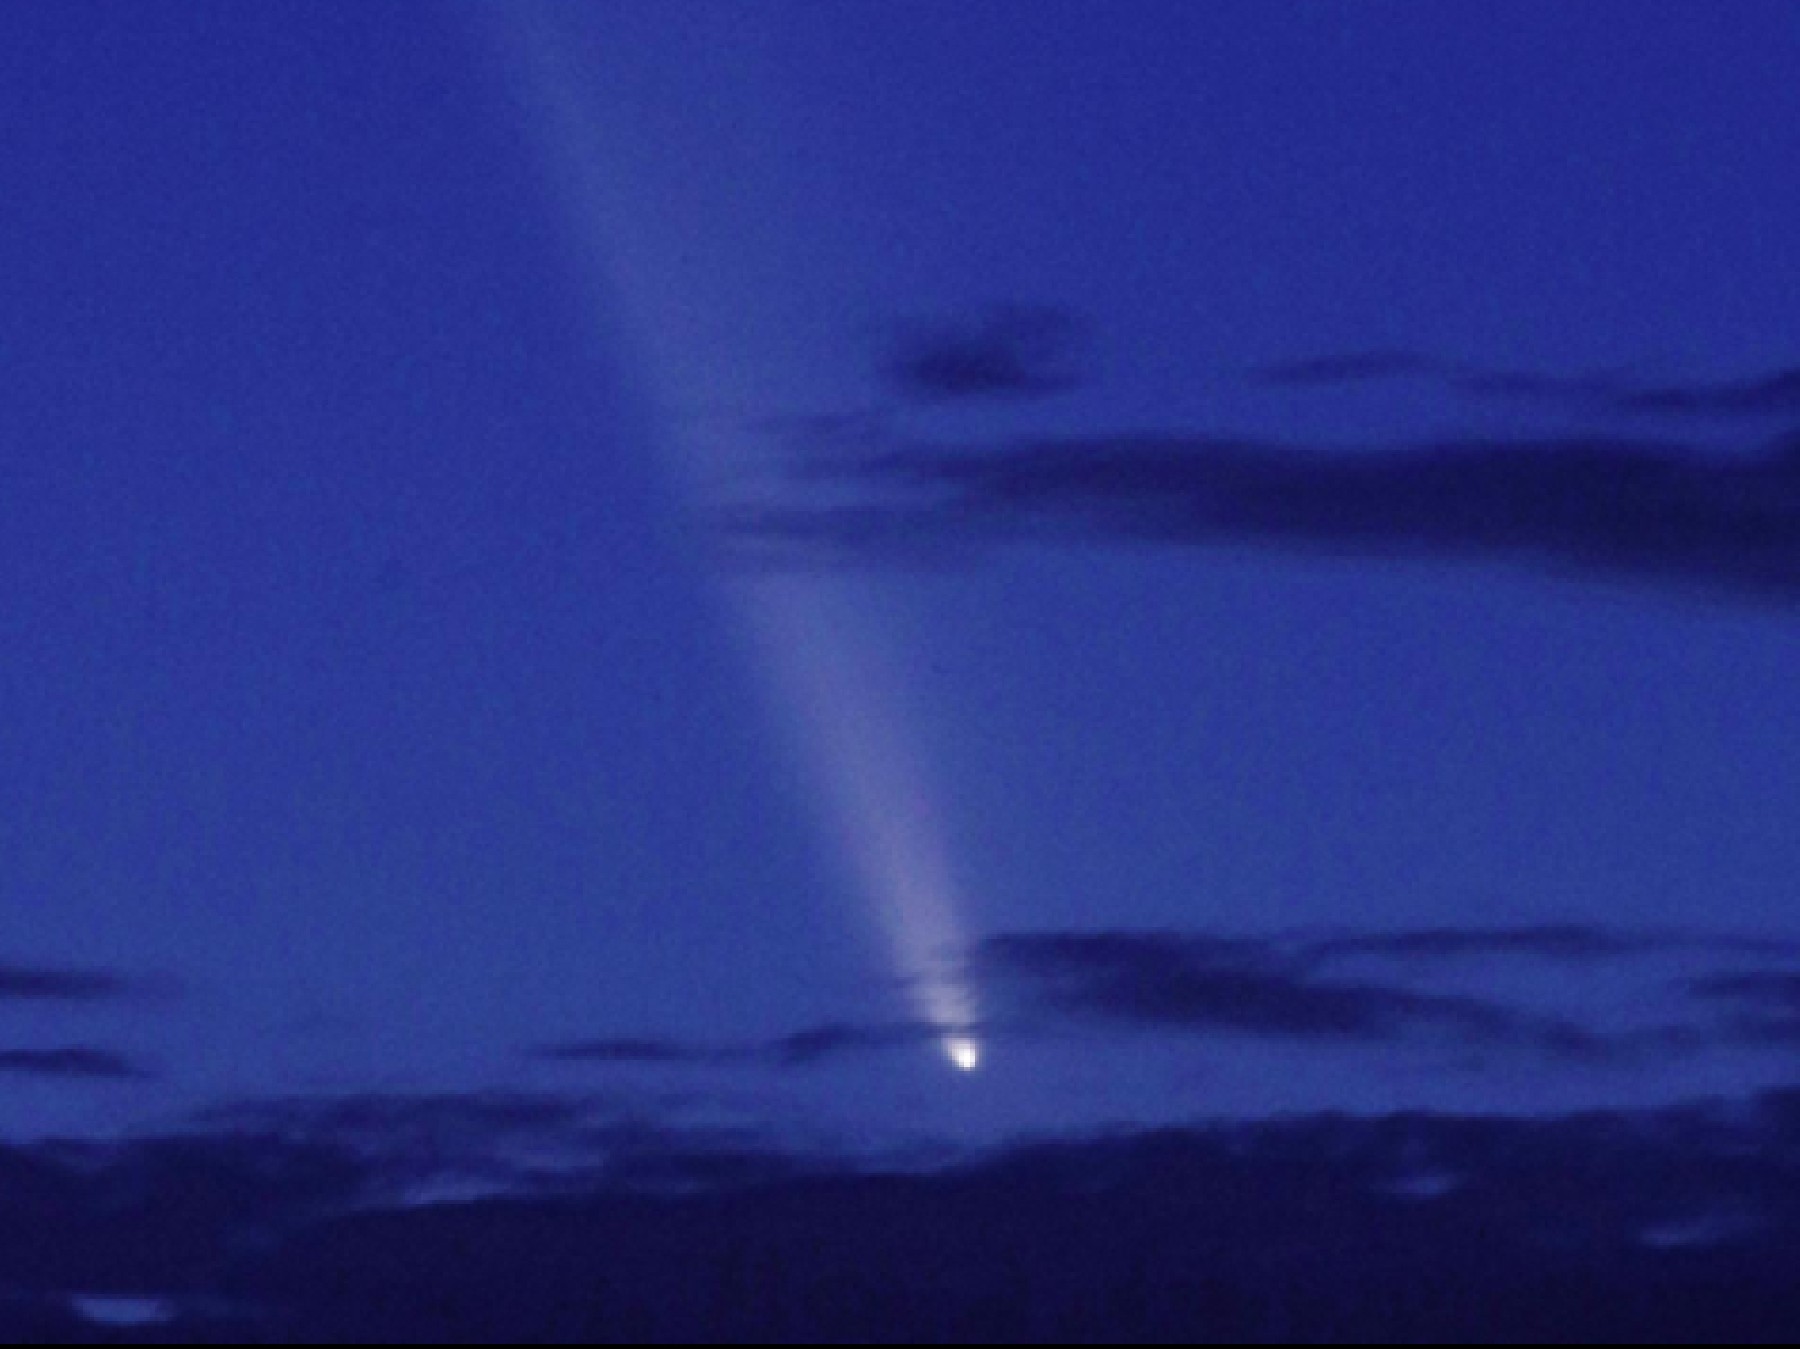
736,322 -> 1800,606
7,1089 -> 1800,1340
0,963 -> 142,1004
1308,924 -> 1798,964
1253,350 -> 1450,387
0,1048 -> 148,1081
1253,352 -> 1800,420
732,429 -> 1800,605
766,1020 -> 939,1066
975,930 -> 1613,1059
883,303 -> 1091,402
1687,971 -> 1800,1044
540,1038 -> 722,1067
541,1020 -> 942,1072
543,925 -> 1792,1075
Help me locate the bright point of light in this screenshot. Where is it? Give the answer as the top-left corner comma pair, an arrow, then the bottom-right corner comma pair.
945,1035 -> 982,1073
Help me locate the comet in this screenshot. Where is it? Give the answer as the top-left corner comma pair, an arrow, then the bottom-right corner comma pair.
481,6 -> 984,1070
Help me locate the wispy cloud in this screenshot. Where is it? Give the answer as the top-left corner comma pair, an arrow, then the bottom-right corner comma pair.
767,1021 -> 938,1066
0,962 -> 144,1004
541,926 -> 1791,1075
0,1047 -> 149,1081
539,1020 -> 942,1072
184,1090 -> 802,1205
975,930 -> 1611,1059
1253,350 -> 1449,387
883,303 -> 1090,402
1252,351 -> 1800,421
1616,369 -> 1800,419
196,1090 -> 603,1165
1687,971 -> 1800,1044
735,316 -> 1800,607
541,1038 -> 724,1067
732,431 -> 1800,605
1309,924 -> 1798,965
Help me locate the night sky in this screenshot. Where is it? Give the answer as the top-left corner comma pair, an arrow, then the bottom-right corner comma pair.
3,1 -> 1800,1337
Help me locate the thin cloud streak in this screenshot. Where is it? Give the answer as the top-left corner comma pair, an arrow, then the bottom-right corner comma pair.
1253,350 -> 1447,387
540,1038 -> 722,1067
732,431 -> 1800,605
539,1019 -> 946,1072
0,963 -> 142,1004
1253,351 -> 1800,420
1687,971 -> 1800,1044
0,1048 -> 149,1081
1308,924 -> 1800,965
975,931 -> 1616,1060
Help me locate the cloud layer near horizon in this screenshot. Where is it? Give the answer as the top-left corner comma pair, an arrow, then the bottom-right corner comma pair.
534,924 -> 1800,1078
537,1020 -> 939,1072
975,930 -> 1626,1061
7,1086 -> 1800,1341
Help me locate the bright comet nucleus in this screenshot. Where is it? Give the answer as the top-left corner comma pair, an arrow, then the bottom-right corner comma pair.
945,1035 -> 982,1073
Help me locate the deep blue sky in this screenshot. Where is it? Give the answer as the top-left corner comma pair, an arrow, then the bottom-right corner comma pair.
3,0 -> 1799,1145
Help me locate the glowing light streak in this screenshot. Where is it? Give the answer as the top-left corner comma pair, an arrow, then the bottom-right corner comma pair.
482,8 -> 982,1068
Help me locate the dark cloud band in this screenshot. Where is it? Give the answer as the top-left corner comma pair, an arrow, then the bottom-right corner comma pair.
539,1020 -> 943,1072
974,930 -> 1607,1058
732,431 -> 1800,605
0,1047 -> 148,1081
0,963 -> 141,1004
1253,351 -> 1800,420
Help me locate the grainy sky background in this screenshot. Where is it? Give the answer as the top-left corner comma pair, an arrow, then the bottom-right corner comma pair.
3,0 -> 1799,1152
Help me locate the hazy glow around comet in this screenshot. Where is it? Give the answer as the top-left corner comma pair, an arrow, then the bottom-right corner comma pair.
485,6 -> 983,1068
